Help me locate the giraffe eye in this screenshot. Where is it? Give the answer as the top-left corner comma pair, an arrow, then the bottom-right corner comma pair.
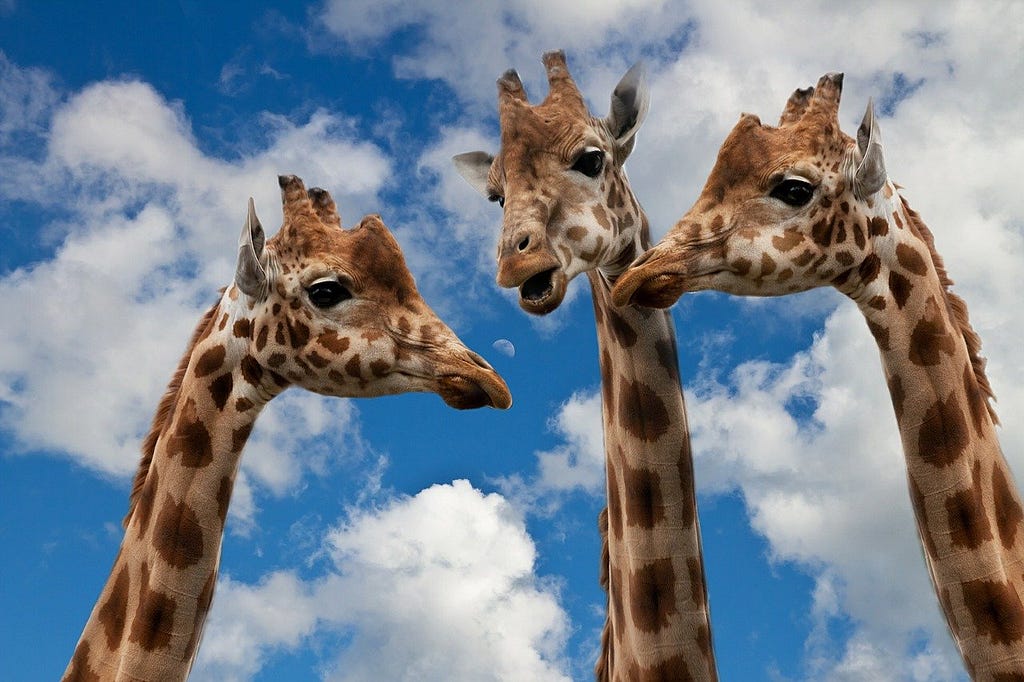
571,150 -> 604,178
488,194 -> 505,208
770,178 -> 815,206
307,280 -> 351,308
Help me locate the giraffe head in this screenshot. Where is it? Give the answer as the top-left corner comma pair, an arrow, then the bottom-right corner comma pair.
237,175 -> 512,409
453,50 -> 650,314
613,73 -> 891,308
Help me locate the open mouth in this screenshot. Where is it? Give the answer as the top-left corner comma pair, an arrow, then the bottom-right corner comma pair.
517,268 -> 566,315
521,268 -> 556,302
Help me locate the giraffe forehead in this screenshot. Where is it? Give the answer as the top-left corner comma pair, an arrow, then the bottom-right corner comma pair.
499,105 -> 601,167
707,119 -> 849,194
271,218 -> 417,297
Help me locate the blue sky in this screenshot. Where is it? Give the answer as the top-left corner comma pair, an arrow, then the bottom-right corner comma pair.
2,2 -> 1023,680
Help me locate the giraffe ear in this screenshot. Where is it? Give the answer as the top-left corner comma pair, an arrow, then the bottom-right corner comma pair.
605,62 -> 649,158
452,151 -> 495,198
235,198 -> 269,300
854,99 -> 887,199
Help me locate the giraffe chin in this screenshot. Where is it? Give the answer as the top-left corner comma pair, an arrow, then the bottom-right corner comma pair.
517,267 -> 567,315
436,373 -> 512,410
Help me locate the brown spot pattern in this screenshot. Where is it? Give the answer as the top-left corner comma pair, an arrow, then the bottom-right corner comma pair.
917,394 -> 969,467
946,460 -> 993,550
866,319 -> 891,352
216,475 -> 233,524
307,351 -> 330,369
65,641 -> 101,682
232,423 -> 253,453
345,354 -> 362,379
607,460 -> 623,541
240,355 -> 263,386
793,250 -> 815,267
629,557 -> 678,633
193,345 -> 226,378
993,464 -> 1024,550
962,578 -> 1024,646
621,460 -> 665,529
166,400 -> 213,468
869,216 -> 889,237
128,564 -> 177,652
153,494 -> 204,569
858,253 -> 881,285
887,374 -> 906,423
318,330 -> 350,354
811,218 -> 833,246
888,271 -> 912,309
732,257 -> 752,276
773,229 -> 803,252
255,324 -> 268,351
654,337 -> 680,383
963,365 -> 989,437
606,307 -> 638,348
209,373 -> 233,410
909,298 -> 957,366
97,562 -> 130,650
185,570 -> 217,663
232,319 -> 251,338
896,243 -> 929,275
287,318 -> 310,349
618,379 -> 670,442
638,655 -> 696,682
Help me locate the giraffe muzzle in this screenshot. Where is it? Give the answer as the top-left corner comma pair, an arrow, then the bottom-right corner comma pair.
612,249 -> 689,309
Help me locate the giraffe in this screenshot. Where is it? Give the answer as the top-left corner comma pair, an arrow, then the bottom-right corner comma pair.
612,73 -> 1024,679
62,175 -> 512,682
453,51 -> 717,681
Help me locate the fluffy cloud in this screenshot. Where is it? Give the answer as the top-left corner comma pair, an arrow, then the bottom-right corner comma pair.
366,2 -> 1024,676
0,62 -> 390,525
193,480 -> 571,682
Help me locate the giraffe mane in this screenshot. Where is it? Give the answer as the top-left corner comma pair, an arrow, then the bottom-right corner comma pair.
900,195 -> 999,425
123,299 -> 221,528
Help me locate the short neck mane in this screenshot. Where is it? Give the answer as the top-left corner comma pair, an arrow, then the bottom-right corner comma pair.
64,289 -> 270,682
900,196 -> 998,423
589,218 -> 718,681
125,300 -> 221,527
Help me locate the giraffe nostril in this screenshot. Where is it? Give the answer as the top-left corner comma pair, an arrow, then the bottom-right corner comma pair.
518,236 -> 530,252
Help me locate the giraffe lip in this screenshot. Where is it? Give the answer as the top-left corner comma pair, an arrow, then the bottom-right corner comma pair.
437,372 -> 512,410
613,256 -> 691,308
518,268 -> 566,315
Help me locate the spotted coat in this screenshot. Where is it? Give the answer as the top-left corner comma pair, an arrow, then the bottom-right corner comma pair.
455,51 -> 717,682
62,176 -> 511,681
614,73 -> 1024,680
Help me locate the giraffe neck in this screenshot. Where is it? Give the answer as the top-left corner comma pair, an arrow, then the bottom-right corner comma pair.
64,290 -> 278,682
589,226 -> 717,681
850,191 -> 1024,680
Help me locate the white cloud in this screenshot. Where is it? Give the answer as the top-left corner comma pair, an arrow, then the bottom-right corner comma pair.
368,2 -> 1024,675
0,50 -> 58,143
0,63 -> 391,527
534,390 -> 605,495
193,480 -> 571,682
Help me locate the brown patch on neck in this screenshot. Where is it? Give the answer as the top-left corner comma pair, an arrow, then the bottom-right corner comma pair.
901,197 -> 998,423
124,300 -> 221,528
